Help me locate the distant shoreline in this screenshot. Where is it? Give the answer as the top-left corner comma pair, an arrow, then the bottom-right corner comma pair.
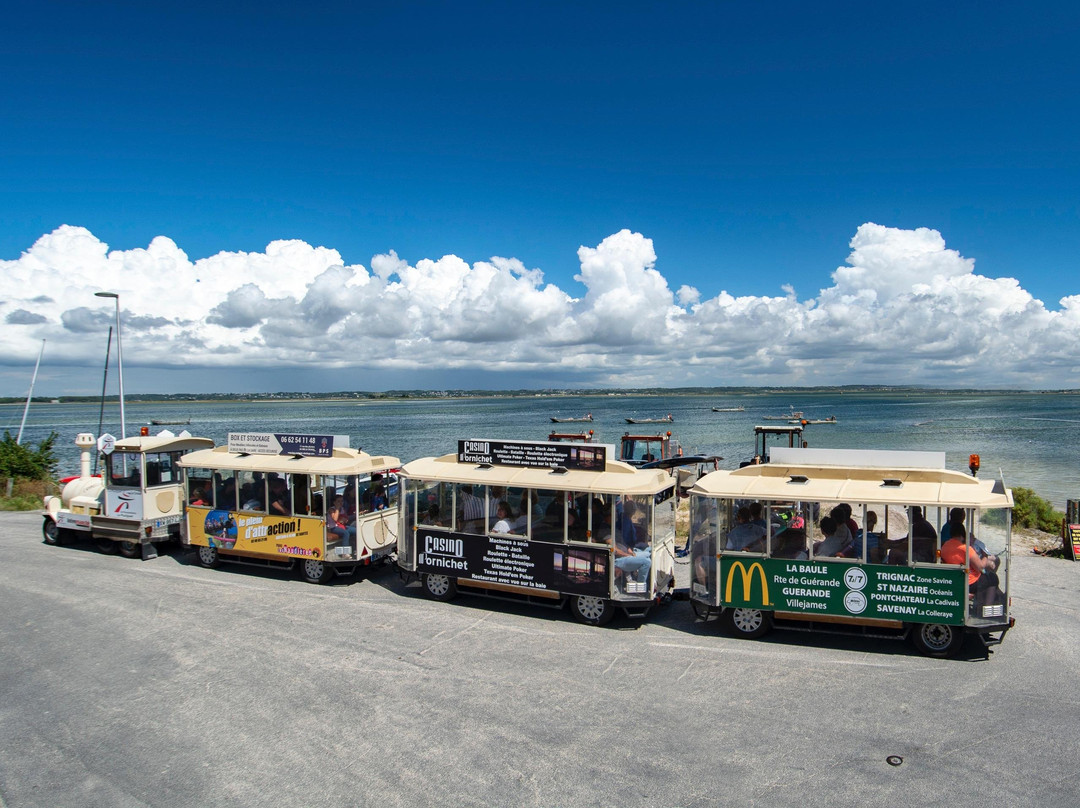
3,386 -> 1078,407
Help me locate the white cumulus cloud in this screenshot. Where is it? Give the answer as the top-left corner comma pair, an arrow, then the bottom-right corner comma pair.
1,222 -> 1077,392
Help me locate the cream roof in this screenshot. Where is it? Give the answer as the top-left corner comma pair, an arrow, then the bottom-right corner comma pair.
691,462 -> 1013,509
401,453 -> 675,496
178,445 -> 400,476
114,435 -> 215,454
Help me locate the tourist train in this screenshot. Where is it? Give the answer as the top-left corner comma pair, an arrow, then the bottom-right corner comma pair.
42,428 -> 1016,658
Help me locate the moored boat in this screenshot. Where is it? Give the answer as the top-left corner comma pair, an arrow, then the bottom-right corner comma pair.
550,413 -> 593,423
711,406 -> 745,412
625,414 -> 674,424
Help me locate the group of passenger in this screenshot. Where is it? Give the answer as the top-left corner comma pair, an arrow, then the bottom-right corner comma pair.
325,476 -> 390,548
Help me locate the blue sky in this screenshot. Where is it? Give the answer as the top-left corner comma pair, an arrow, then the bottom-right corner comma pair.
2,1 -> 1079,395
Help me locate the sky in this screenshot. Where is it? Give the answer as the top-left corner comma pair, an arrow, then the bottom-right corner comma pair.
1,1 -> 1078,396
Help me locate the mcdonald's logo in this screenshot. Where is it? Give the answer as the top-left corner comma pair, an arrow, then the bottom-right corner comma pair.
724,560 -> 771,606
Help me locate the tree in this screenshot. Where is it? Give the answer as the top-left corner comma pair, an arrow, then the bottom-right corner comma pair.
0,431 -> 59,481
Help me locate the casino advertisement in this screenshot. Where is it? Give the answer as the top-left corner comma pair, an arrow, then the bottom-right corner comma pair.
415,527 -> 609,597
188,508 -> 326,559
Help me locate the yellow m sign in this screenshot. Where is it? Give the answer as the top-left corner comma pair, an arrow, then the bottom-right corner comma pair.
724,560 -> 771,606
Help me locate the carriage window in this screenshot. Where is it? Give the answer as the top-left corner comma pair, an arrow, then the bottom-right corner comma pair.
455,483 -> 485,533
532,488 -> 569,542
417,481 -> 453,528
143,451 -> 181,486
358,473 -> 392,513
724,500 -> 765,554
768,502 -> 809,559
689,496 -> 721,599
186,467 -> 214,506
292,474 -> 311,515
107,452 -> 141,487
266,474 -> 292,516
214,469 -> 238,511
619,495 -> 653,548
653,487 -> 675,541
237,471 -> 266,512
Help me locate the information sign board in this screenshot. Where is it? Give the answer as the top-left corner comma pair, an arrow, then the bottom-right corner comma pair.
1066,524 -> 1080,561
414,528 -> 610,597
457,439 -> 606,470
719,557 -> 967,625
228,432 -> 334,457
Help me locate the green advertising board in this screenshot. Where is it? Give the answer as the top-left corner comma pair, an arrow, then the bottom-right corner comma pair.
720,558 -> 967,625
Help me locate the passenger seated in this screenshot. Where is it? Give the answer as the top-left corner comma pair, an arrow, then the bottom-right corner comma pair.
940,523 -> 1002,608
771,527 -> 808,559
858,510 -> 884,562
492,501 -> 516,534
814,516 -> 849,557
725,506 -> 766,552
327,495 -> 348,544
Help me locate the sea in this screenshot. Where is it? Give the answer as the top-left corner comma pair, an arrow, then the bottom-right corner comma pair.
4,391 -> 1079,508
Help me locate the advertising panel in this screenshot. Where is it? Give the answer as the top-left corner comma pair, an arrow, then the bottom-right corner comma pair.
415,527 -> 609,597
457,439 -> 606,471
720,558 -> 967,625
187,508 -> 326,559
104,489 -> 144,521
227,432 -> 335,458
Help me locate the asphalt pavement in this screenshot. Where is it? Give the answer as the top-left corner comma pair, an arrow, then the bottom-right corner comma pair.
1,510 -> 1078,808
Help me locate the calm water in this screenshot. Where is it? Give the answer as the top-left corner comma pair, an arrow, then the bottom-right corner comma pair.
5,391 -> 1079,507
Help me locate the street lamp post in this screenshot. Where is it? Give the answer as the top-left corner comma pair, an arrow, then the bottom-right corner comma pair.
94,291 -> 126,439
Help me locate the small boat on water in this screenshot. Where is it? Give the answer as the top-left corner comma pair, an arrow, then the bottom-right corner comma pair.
791,416 -> 838,425
626,414 -> 674,424
712,406 -> 745,412
550,413 -> 593,423
150,419 -> 191,425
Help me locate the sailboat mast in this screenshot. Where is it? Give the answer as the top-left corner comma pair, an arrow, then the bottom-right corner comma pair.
15,339 -> 46,445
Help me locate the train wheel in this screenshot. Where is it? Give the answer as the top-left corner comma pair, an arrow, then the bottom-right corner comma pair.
118,540 -> 140,558
690,598 -> 716,621
422,573 -> 458,602
196,545 -> 219,568
570,595 -> 615,627
301,559 -> 334,584
721,607 -> 773,639
911,623 -> 964,658
42,519 -> 62,546
95,538 -> 118,555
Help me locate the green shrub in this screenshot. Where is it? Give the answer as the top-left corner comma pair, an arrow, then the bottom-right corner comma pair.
0,431 -> 58,480
1011,487 -> 1064,533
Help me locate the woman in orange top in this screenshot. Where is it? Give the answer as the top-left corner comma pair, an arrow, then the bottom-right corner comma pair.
939,523 -> 996,603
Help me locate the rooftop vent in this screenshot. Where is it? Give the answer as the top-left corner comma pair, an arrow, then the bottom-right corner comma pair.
881,478 -> 903,488
788,475 -> 809,484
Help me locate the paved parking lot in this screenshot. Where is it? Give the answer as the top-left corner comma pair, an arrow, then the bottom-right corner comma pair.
2,509 -> 1078,807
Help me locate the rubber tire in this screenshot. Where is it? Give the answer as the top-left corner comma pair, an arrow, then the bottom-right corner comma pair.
422,573 -> 458,602
42,519 -> 62,546
570,595 -> 616,627
721,607 -> 773,639
195,545 -> 219,568
911,623 -> 965,658
690,598 -> 716,621
301,559 -> 334,584
118,540 -> 141,559
95,538 -> 118,555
